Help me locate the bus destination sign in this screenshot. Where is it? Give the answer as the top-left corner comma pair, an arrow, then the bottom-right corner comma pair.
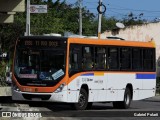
19,40 -> 64,48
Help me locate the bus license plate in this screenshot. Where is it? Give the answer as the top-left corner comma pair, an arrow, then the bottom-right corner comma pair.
32,98 -> 41,101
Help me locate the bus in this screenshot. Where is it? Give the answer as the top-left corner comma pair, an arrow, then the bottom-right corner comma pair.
12,36 -> 156,110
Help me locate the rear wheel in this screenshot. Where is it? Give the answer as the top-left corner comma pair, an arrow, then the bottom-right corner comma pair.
113,87 -> 132,109
72,88 -> 88,110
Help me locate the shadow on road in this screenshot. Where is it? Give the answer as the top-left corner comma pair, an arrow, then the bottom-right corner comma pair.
28,101 -> 116,111
1,96 -> 159,112
0,96 -> 13,103
0,97 -> 148,111
0,96 -> 114,111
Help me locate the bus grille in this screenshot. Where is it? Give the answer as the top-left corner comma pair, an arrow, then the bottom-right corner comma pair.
22,94 -> 51,100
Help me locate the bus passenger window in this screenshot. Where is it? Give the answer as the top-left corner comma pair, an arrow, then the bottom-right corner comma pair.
95,47 -> 106,70
120,48 -> 131,70
108,48 -> 119,70
70,53 -> 79,70
132,48 -> 142,70
143,49 -> 154,71
82,47 -> 94,70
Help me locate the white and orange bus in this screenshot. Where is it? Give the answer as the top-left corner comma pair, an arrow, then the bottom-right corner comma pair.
12,36 -> 156,110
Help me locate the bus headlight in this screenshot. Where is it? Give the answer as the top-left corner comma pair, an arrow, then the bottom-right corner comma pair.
12,81 -> 20,92
54,83 -> 65,93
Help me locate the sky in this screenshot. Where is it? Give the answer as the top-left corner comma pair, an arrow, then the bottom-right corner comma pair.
62,0 -> 160,21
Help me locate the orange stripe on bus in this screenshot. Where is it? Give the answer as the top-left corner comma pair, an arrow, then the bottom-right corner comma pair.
68,38 -> 155,48
67,71 -> 156,85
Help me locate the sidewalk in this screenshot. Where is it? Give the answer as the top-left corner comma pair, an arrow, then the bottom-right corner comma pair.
0,87 -> 11,96
144,95 -> 160,102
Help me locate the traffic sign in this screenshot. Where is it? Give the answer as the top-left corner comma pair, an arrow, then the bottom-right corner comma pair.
30,5 -> 47,13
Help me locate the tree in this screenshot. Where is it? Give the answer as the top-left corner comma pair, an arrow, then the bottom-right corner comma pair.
122,12 -> 144,26
0,0 -> 147,54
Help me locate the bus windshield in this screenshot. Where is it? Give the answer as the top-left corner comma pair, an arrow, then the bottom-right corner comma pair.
14,47 -> 66,87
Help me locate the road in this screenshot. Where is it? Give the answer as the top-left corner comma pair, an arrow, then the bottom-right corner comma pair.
0,96 -> 160,120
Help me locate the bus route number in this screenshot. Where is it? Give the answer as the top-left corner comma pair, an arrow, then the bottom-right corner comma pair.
35,41 -> 58,47
25,41 -> 33,46
49,41 -> 58,47
25,40 -> 58,47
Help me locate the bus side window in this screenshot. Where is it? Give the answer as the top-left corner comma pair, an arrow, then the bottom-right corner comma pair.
82,46 -> 94,70
120,48 -> 131,70
108,47 -> 119,70
132,48 -> 142,70
95,47 -> 106,70
143,49 -> 155,71
70,53 -> 79,70
69,46 -> 80,72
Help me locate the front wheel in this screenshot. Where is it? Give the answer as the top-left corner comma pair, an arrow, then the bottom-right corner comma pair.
72,88 -> 88,110
113,87 -> 132,109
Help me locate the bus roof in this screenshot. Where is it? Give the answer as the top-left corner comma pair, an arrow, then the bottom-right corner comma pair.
19,36 -> 155,48
68,37 -> 155,48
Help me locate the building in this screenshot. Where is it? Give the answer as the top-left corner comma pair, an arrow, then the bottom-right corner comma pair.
0,0 -> 25,23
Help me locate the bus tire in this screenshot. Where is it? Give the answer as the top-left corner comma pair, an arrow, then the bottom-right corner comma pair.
72,88 -> 88,110
113,87 -> 131,109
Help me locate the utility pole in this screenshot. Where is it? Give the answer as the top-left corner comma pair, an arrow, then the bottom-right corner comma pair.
26,0 -> 30,36
98,0 -> 102,39
78,0 -> 82,36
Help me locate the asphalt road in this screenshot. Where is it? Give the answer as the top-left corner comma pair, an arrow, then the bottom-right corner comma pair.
0,96 -> 160,120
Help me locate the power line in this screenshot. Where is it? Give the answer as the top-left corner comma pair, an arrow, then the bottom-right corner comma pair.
107,10 -> 127,17
86,6 -> 160,13
65,1 -> 160,20
107,7 -> 160,13
66,1 -> 160,13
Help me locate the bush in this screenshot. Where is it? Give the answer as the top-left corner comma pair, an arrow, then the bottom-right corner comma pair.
0,60 -> 8,86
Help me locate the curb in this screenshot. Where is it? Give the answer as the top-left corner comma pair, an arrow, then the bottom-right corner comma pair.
144,96 -> 160,102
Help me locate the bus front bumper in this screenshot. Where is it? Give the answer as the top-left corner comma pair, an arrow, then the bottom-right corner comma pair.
11,89 -> 79,103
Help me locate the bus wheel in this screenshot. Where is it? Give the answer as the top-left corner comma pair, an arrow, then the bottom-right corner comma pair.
113,87 -> 131,109
73,88 -> 88,110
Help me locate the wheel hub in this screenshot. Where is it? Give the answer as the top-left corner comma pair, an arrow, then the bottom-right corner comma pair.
78,93 -> 86,107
